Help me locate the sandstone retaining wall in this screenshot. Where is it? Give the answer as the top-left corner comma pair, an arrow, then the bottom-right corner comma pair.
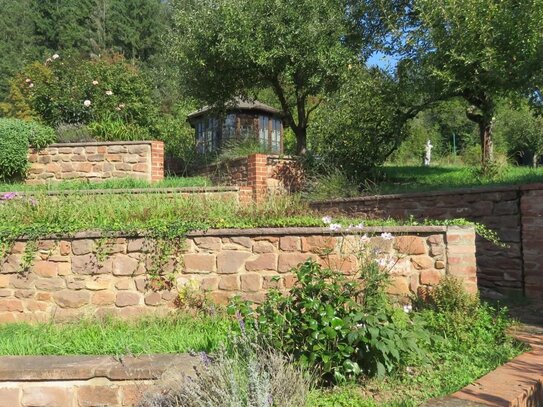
0,226 -> 476,323
26,141 -> 164,184
0,354 -> 195,407
310,184 -> 543,299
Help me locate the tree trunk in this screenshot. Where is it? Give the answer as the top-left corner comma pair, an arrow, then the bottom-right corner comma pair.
479,118 -> 494,166
533,152 -> 539,168
292,125 -> 307,155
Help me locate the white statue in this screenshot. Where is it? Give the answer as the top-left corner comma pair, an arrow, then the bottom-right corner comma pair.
424,140 -> 433,166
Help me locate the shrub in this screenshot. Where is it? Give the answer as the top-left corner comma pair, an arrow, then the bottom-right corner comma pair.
88,119 -> 150,141
3,54 -> 157,129
137,333 -> 311,407
0,118 -> 56,181
231,260 -> 428,384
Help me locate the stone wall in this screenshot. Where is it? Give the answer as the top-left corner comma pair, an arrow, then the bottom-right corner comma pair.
0,226 -> 475,323
0,354 -> 195,407
27,141 -> 164,184
193,153 -> 297,202
310,184 -> 543,299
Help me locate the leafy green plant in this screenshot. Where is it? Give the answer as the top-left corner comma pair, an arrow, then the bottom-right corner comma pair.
88,118 -> 150,141
231,260 -> 428,383
0,118 -> 56,181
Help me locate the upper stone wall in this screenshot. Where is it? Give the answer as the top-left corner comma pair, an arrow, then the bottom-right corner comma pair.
26,141 -> 164,184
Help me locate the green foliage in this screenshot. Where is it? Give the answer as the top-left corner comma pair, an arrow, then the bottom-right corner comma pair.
4,54 -> 157,129
231,260 -> 428,384
302,168 -> 360,201
88,119 -> 150,141
310,67 -> 415,180
0,118 -> 56,181
0,315 -> 231,356
169,0 -> 357,153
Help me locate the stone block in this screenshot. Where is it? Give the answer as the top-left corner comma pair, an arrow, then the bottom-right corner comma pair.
283,274 -> 298,289
262,274 -> 283,289
394,236 -> 426,255
387,277 -> 410,296
0,275 -> 9,288
53,290 -> 90,308
241,273 -> 262,292
115,279 -> 132,290
77,385 -> 119,406
116,292 -> 141,307
217,251 -> 251,274
112,255 -> 139,276
301,236 -> 335,253
127,238 -> 146,252
410,255 -> 434,270
420,269 -> 442,285
253,241 -> 276,253
65,276 -> 86,290
228,236 -> 253,249
33,261 -> 58,277
92,291 -> 116,306
72,240 -> 94,255
435,260 -> 445,269
279,236 -> 300,251
121,383 -> 149,406
144,292 -> 162,306
14,289 -> 33,299
200,276 -> 219,291
86,277 -> 111,291
184,254 -> 216,273
22,386 -> 73,407
219,275 -> 240,291
278,253 -> 313,273
0,387 -> 20,407
245,253 -> 277,271
0,299 -> 23,312
194,237 -> 222,251
35,278 -> 65,291
209,291 -> 233,305
9,274 -> 36,289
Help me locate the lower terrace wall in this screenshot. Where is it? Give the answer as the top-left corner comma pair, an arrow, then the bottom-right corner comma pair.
0,354 -> 195,407
310,184 -> 543,300
26,141 -> 164,184
0,226 -> 475,323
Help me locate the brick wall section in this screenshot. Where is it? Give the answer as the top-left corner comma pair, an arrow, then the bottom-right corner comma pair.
27,141 -> 164,184
0,354 -> 195,407
310,184 -> 543,299
520,185 -> 543,299
150,141 -> 164,182
193,154 -> 295,202
0,226 -> 475,322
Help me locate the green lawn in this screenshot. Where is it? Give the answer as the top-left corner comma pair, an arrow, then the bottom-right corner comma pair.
375,165 -> 543,195
0,176 -> 211,193
0,315 -> 231,356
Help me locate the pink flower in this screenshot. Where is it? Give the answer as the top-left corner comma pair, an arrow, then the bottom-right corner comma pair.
83,100 -> 91,107
380,232 -> 393,240
322,216 -> 332,224
329,223 -> 342,231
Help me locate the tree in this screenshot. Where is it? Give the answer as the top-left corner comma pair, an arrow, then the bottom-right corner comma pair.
169,0 -> 362,154
0,0 -> 40,101
402,0 -> 543,166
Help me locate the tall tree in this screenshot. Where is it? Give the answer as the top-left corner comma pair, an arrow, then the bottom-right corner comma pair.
402,0 -> 543,166
0,0 -> 39,101
168,0 -> 375,154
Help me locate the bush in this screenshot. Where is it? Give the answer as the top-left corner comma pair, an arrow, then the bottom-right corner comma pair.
3,54 -> 157,129
0,118 -> 56,181
138,333 -> 310,407
231,260 -> 427,384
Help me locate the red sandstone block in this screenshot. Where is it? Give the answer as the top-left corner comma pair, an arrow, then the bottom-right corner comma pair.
0,387 -> 20,407
77,385 -> 119,406
22,386 -> 73,406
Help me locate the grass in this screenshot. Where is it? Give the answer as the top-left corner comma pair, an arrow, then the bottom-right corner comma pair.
374,164 -> 543,195
0,314 -> 231,356
0,176 -> 211,193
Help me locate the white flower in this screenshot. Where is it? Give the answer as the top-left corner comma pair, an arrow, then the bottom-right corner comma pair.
321,216 -> 332,225
25,78 -> 31,83
28,83 -> 34,88
355,222 -> 364,229
92,80 -> 99,85
355,323 -> 366,329
360,234 -> 370,245
329,223 -> 342,231
52,54 -> 60,60
403,304 -> 413,313
118,103 -> 125,109
105,90 -> 113,96
380,232 -> 393,240
375,258 -> 387,267
83,100 -> 91,107
115,107 -> 121,111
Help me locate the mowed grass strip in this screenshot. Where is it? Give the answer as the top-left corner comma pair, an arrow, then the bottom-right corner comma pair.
0,314 -> 232,356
